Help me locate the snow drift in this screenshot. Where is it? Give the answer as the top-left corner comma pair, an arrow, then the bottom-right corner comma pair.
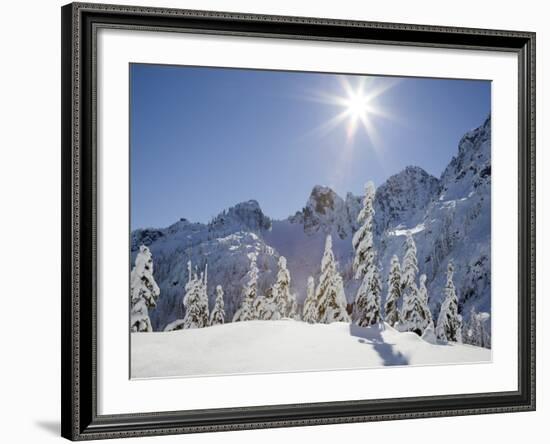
131,320 -> 491,378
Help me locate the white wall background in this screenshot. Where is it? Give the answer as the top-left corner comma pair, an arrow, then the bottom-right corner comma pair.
0,0 -> 545,442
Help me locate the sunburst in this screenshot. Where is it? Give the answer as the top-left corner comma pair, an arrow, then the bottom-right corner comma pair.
306,76 -> 396,147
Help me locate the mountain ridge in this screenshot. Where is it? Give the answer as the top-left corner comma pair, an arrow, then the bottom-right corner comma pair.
132,115 -> 491,333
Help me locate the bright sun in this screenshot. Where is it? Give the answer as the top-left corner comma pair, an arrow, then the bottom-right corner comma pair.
337,80 -> 378,140
301,76 -> 397,190
346,93 -> 371,119
306,76 -> 395,145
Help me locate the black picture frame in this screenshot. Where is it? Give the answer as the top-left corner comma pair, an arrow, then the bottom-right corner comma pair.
61,2 -> 536,440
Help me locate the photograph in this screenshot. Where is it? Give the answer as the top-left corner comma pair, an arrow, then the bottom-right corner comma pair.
129,64 -> 492,379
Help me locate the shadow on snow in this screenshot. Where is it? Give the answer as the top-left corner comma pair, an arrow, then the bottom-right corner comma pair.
349,323 -> 409,366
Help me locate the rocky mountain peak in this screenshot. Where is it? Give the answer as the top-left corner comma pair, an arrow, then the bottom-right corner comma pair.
440,115 -> 491,200
374,166 -> 440,234
208,199 -> 271,235
288,185 -> 357,239
308,185 -> 339,215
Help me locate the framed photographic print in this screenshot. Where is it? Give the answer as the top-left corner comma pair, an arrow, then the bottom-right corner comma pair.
61,2 -> 536,440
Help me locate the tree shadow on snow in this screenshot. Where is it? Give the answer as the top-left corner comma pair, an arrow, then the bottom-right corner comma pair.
349,323 -> 409,366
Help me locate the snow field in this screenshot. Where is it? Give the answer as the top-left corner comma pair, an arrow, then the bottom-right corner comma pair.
131,320 -> 490,378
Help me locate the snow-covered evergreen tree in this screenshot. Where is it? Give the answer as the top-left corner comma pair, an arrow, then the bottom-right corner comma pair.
352,182 -> 376,278
253,294 -> 267,320
436,262 -> 463,342
316,235 -> 350,323
273,256 -> 292,318
182,273 -> 202,329
130,299 -> 152,333
254,287 -> 280,321
463,308 -> 491,348
302,276 -> 317,323
355,268 -> 382,326
418,274 -> 434,329
130,245 -> 160,332
233,253 -> 259,322
401,274 -> 433,336
384,255 -> 402,327
401,231 -> 419,292
287,292 -> 299,319
182,261 -> 209,329
352,181 -> 382,326
201,264 -> 210,320
209,285 -> 225,326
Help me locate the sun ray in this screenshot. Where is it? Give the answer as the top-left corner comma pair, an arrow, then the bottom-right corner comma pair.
300,110 -> 351,141
334,76 -> 397,143
294,75 -> 400,163
295,75 -> 399,191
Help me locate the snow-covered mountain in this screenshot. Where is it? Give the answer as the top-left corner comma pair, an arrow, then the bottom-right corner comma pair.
132,116 -> 491,333
373,165 -> 441,235
376,116 -> 491,318
131,202 -> 279,330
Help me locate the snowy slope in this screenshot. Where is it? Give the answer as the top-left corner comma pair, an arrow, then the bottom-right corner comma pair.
375,116 -> 491,318
131,116 -> 491,333
263,216 -> 356,306
131,320 -> 490,378
131,201 -> 280,330
263,164 -> 452,307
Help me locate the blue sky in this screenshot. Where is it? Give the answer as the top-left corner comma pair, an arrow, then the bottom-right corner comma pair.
131,64 -> 490,229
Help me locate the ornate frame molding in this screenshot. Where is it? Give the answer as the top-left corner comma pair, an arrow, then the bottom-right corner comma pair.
61,2 -> 535,440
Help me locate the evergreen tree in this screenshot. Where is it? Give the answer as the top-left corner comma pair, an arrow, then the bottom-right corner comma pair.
302,276 -> 318,323
130,245 -> 160,332
352,181 -> 382,326
436,262 -> 463,342
352,182 -> 376,278
273,256 -> 292,318
201,264 -> 210,322
357,268 -> 382,326
401,231 -> 419,292
464,308 -> 491,348
401,274 -> 433,336
182,261 -> 209,329
253,295 -> 267,320
209,285 -> 225,326
316,235 -> 350,323
254,287 -> 280,321
233,254 -> 259,322
384,255 -> 402,327
131,299 -> 152,333
418,274 -> 434,329
287,292 -> 299,320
